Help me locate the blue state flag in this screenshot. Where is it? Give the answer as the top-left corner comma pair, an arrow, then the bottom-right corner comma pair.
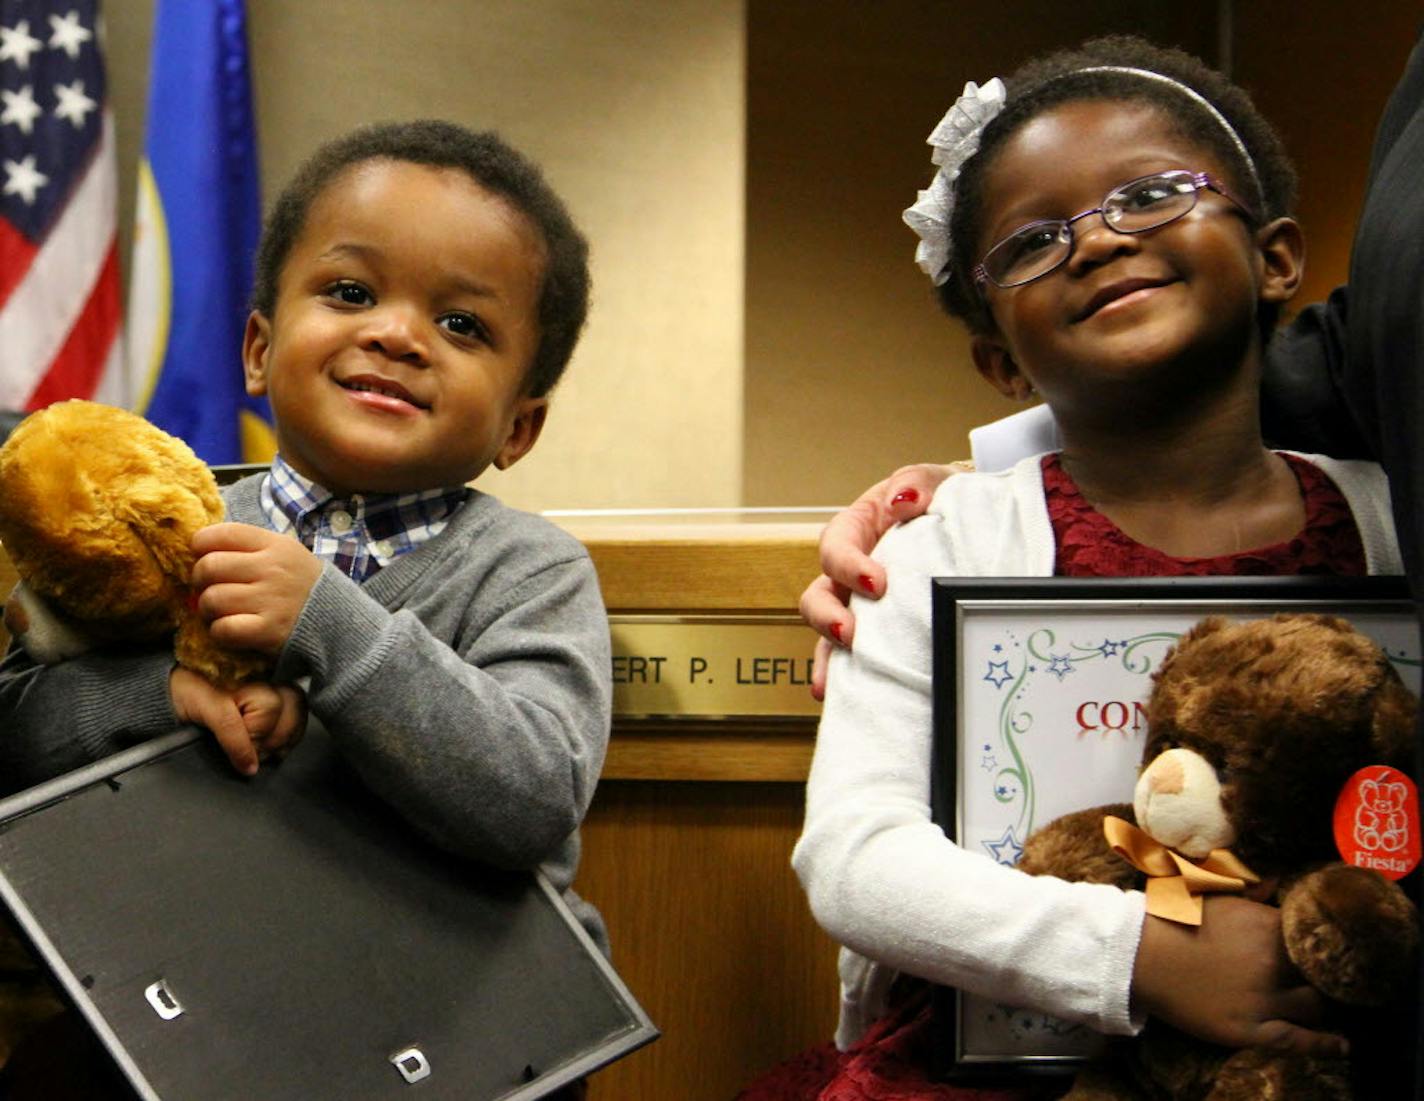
126,0 -> 273,464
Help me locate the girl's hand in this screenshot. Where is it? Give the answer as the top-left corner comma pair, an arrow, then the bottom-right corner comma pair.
800,463 -> 959,699
1131,897 -> 1348,1056
190,523 -> 324,656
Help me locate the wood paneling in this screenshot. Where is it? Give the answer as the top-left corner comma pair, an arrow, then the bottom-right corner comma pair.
602,724 -> 814,783
567,520 -> 839,1098
580,780 -> 840,1101
559,519 -> 824,612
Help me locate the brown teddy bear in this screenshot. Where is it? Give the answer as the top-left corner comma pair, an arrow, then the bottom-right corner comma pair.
0,399 -> 268,688
1017,612 -> 1419,1100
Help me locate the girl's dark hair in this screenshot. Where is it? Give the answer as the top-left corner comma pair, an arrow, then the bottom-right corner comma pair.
936,36 -> 1298,335
251,120 -> 589,398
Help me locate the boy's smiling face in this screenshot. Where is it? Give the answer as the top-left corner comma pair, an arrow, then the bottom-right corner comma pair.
243,160 -> 549,495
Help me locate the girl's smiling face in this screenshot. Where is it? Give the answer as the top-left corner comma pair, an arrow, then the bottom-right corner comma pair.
242,159 -> 549,495
968,100 -> 1301,426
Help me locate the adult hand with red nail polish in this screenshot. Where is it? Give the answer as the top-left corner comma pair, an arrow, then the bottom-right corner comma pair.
800,462 -> 964,699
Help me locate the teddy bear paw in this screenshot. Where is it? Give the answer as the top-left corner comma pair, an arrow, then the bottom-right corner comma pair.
174,612 -> 274,690
1206,1048 -> 1350,1100
1281,862 -> 1419,1007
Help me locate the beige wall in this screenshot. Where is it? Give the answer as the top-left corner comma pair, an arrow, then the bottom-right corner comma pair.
103,2 -> 1420,512
104,0 -> 746,512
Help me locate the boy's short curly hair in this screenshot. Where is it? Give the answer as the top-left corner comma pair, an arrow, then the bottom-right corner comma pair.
936,35 -> 1298,336
251,119 -> 589,398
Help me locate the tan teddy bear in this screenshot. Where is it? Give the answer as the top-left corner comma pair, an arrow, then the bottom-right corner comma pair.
0,399 -> 268,688
1017,613 -> 1420,1100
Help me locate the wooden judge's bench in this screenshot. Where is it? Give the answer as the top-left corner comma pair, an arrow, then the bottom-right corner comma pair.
0,515 -> 842,1099
556,512 -> 840,1100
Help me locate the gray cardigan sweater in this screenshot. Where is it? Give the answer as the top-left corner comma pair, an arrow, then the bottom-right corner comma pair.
0,475 -> 612,943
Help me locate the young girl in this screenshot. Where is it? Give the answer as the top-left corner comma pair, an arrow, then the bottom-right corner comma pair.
751,35 -> 1402,1101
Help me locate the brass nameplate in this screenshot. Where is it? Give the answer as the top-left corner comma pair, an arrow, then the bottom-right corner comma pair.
610,615 -> 821,719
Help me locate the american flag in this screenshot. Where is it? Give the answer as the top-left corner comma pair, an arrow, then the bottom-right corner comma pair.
0,0 -> 122,412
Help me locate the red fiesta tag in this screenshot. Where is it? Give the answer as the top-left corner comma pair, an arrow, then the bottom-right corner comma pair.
1332,765 -> 1421,880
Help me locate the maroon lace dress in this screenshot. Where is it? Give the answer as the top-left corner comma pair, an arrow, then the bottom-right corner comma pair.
1045,453 -> 1365,578
735,453 -> 1366,1101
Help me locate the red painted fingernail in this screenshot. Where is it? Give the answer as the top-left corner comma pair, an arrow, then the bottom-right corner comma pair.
858,575 -> 876,596
891,489 -> 919,505
829,622 -> 844,644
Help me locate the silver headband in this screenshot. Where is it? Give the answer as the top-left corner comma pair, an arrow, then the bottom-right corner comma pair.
1074,66 -> 1263,207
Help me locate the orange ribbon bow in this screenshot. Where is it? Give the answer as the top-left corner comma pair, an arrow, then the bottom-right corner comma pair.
1103,815 -> 1260,926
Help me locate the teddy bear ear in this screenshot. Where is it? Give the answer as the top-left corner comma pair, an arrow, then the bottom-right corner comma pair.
1154,615 -> 1228,677
1370,672 -> 1418,772
1180,615 -> 1229,644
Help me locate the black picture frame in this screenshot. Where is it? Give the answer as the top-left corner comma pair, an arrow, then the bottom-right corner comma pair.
0,721 -> 657,1100
928,574 -> 1416,1081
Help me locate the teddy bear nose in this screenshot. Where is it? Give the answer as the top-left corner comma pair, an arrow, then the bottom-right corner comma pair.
1143,753 -> 1186,795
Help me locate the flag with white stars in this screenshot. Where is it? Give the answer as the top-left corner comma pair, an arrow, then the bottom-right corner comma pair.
0,0 -> 122,410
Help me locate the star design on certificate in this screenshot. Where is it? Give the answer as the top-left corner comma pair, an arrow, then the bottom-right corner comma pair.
983,659 -> 1012,689
1047,653 -> 1074,680
983,826 -> 1023,867
1040,1014 -> 1084,1036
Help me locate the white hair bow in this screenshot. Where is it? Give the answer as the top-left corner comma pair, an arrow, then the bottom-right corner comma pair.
902,77 -> 1007,286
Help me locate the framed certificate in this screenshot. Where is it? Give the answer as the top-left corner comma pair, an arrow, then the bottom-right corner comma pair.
0,720 -> 657,1100
928,575 -> 1417,1077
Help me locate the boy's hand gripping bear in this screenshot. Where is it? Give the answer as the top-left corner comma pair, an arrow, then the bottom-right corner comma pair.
0,400 -> 270,688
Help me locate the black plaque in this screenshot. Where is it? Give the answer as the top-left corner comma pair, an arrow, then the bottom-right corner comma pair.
0,721 -> 656,1099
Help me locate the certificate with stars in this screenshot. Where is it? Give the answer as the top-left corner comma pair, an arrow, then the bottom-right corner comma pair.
927,575 -> 1418,1075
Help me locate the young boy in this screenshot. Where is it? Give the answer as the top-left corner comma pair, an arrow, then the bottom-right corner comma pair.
0,120 -> 611,946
